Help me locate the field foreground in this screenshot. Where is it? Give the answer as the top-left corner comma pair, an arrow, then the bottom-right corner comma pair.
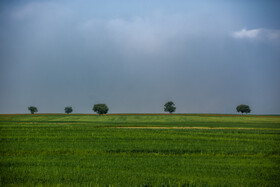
0,114 -> 280,186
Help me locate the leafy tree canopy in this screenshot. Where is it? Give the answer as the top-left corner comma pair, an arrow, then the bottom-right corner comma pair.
164,101 -> 176,114
236,104 -> 251,114
64,106 -> 73,114
28,106 -> 38,114
93,104 -> 109,115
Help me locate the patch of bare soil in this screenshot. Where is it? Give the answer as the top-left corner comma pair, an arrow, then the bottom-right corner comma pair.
115,126 -> 279,130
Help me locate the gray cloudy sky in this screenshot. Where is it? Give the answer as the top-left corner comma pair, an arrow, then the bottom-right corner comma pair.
1,0 -> 280,114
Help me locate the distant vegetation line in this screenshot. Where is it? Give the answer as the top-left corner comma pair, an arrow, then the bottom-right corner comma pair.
25,102 -> 253,115
0,113 -> 279,117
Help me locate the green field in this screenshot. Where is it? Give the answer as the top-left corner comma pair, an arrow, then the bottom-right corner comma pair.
1,114 -> 280,186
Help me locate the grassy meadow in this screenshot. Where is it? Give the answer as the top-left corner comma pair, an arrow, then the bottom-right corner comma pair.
0,114 -> 280,186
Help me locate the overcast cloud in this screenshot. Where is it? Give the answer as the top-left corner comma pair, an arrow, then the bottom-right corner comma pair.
232,28 -> 280,40
1,0 -> 280,114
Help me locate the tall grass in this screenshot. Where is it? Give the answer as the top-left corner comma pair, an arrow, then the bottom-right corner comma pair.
0,114 -> 279,186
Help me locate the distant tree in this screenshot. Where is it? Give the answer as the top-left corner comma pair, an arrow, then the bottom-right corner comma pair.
64,106 -> 73,114
28,106 -> 38,114
236,104 -> 251,114
93,104 -> 109,115
164,101 -> 176,114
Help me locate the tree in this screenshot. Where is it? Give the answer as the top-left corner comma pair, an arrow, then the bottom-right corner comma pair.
28,106 -> 38,114
236,104 -> 251,114
93,104 -> 109,115
64,106 -> 73,114
164,101 -> 176,114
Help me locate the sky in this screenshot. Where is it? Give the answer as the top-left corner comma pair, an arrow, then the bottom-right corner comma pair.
0,0 -> 280,114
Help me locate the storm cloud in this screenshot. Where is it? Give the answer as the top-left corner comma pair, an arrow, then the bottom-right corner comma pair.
1,0 -> 280,114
